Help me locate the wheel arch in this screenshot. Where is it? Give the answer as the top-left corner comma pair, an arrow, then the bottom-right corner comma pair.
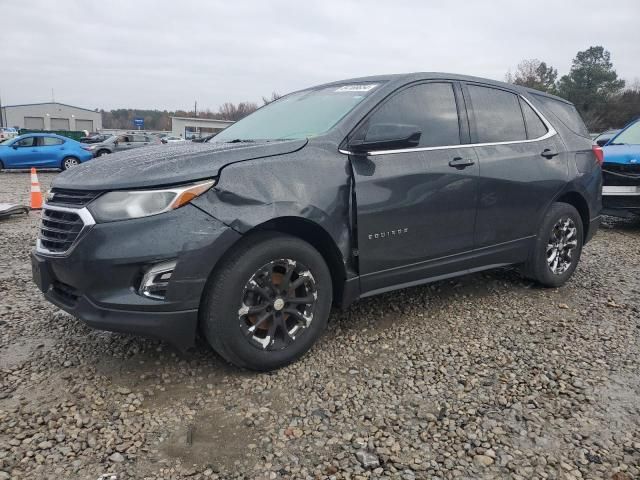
248,216 -> 348,305
554,190 -> 590,241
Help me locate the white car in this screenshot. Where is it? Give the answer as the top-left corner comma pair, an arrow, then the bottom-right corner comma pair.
0,128 -> 18,143
161,136 -> 186,144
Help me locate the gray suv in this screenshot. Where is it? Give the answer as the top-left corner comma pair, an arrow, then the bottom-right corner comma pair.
32,73 -> 602,371
84,133 -> 154,156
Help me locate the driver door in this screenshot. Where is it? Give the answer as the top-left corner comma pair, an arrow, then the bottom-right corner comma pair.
348,82 -> 479,293
9,136 -> 40,167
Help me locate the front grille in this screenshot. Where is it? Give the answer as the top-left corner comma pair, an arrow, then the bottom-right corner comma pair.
47,188 -> 101,207
602,163 -> 640,187
39,209 -> 84,254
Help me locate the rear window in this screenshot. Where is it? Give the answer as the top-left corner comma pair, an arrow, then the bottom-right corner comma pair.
520,100 -> 548,139
531,94 -> 589,138
467,85 -> 526,143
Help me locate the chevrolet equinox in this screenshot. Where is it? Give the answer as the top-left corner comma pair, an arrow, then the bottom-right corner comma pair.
32,73 -> 602,371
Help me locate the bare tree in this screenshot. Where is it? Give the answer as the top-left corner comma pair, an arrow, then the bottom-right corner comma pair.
508,59 -> 558,93
217,102 -> 259,121
262,92 -> 282,105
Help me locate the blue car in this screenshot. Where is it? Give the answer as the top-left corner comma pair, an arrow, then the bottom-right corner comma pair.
0,133 -> 94,171
598,119 -> 640,217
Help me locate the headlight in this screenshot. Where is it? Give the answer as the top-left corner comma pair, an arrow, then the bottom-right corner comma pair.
88,179 -> 215,222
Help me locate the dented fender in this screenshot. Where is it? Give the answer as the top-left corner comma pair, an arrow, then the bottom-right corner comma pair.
190,144 -> 357,272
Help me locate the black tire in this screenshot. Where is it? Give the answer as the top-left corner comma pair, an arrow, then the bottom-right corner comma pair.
96,149 -> 109,157
0,160 -> 3,170
61,156 -> 80,170
525,202 -> 583,287
200,232 -> 332,371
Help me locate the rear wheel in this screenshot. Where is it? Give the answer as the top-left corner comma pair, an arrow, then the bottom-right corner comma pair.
525,202 -> 583,287
61,156 -> 80,170
200,232 -> 332,371
96,149 -> 109,157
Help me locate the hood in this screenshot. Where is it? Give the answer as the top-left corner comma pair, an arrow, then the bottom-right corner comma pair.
53,139 -> 307,190
602,144 -> 640,166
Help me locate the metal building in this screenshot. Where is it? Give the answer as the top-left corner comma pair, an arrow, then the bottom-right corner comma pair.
0,102 -> 102,132
171,116 -> 234,139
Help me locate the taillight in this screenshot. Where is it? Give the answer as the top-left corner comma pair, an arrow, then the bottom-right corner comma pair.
81,146 -> 93,152
592,145 -> 604,166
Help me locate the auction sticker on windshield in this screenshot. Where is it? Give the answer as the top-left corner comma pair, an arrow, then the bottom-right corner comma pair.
335,84 -> 378,92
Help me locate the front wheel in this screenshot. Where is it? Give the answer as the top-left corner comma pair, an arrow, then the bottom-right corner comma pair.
96,149 -> 110,157
61,156 -> 80,170
200,232 -> 333,371
525,202 -> 583,287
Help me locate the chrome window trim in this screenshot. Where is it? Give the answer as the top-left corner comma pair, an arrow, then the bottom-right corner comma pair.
36,204 -> 96,257
339,94 -> 557,156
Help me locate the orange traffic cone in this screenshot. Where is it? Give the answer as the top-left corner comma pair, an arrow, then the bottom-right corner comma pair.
30,167 -> 43,210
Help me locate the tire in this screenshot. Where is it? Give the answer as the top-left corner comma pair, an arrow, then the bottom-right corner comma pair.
61,156 -> 80,170
200,232 -> 332,371
96,149 -> 109,157
0,160 -> 3,171
525,202 -> 583,287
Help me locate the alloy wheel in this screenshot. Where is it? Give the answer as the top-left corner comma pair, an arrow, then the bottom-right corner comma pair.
238,258 -> 317,351
546,217 -> 578,275
63,157 -> 79,169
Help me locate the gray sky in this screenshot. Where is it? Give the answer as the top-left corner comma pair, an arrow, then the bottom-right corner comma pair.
2,0 -> 639,112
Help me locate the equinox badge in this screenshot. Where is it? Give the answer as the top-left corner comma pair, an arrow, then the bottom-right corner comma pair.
368,228 -> 408,240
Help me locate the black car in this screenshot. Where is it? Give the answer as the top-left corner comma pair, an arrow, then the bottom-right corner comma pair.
31,73 -> 602,371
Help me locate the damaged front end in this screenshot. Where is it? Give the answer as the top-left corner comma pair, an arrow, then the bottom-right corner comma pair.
601,163 -> 640,217
599,119 -> 640,218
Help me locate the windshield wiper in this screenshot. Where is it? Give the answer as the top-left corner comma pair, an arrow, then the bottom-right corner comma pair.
227,139 -> 256,143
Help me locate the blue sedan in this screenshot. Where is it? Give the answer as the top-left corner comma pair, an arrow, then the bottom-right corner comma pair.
598,119 -> 640,217
0,133 -> 93,170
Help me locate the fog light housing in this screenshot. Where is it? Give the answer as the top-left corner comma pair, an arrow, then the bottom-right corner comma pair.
139,260 -> 177,300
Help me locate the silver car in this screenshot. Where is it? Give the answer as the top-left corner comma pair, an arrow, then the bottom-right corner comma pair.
84,133 -> 155,157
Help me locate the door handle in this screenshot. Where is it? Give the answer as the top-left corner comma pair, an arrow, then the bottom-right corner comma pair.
448,157 -> 475,169
541,148 -> 559,159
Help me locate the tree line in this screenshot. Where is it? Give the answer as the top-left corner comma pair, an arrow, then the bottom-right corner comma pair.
506,46 -> 638,132
101,92 -> 281,130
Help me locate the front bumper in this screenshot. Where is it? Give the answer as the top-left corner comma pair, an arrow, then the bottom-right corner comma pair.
602,163 -> 640,216
31,204 -> 241,348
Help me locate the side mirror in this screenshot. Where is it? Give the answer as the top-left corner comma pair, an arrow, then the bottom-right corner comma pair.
349,123 -> 421,154
596,139 -> 608,147
12,144 -> 18,149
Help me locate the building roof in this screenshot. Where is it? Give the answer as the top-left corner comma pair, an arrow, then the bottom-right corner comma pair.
1,102 -> 99,113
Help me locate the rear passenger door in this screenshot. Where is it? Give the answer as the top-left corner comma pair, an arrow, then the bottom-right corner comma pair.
132,134 -> 151,149
37,136 -> 66,167
462,83 -> 566,257
116,135 -> 135,151
350,81 -> 480,293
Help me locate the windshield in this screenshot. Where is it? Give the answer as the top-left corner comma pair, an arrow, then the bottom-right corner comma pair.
212,83 -> 381,142
610,121 -> 640,145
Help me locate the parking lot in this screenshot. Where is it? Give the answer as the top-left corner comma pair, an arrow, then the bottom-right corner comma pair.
0,170 -> 638,479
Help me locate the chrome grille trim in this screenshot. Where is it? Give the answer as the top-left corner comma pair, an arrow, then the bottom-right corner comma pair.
36,204 -> 96,257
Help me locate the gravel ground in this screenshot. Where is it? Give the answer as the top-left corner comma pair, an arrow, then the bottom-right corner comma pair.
1,170 -> 639,480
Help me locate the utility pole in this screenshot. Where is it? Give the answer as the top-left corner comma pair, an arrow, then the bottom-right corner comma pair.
194,100 -> 197,117
51,88 -> 55,103
0,91 -> 4,128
